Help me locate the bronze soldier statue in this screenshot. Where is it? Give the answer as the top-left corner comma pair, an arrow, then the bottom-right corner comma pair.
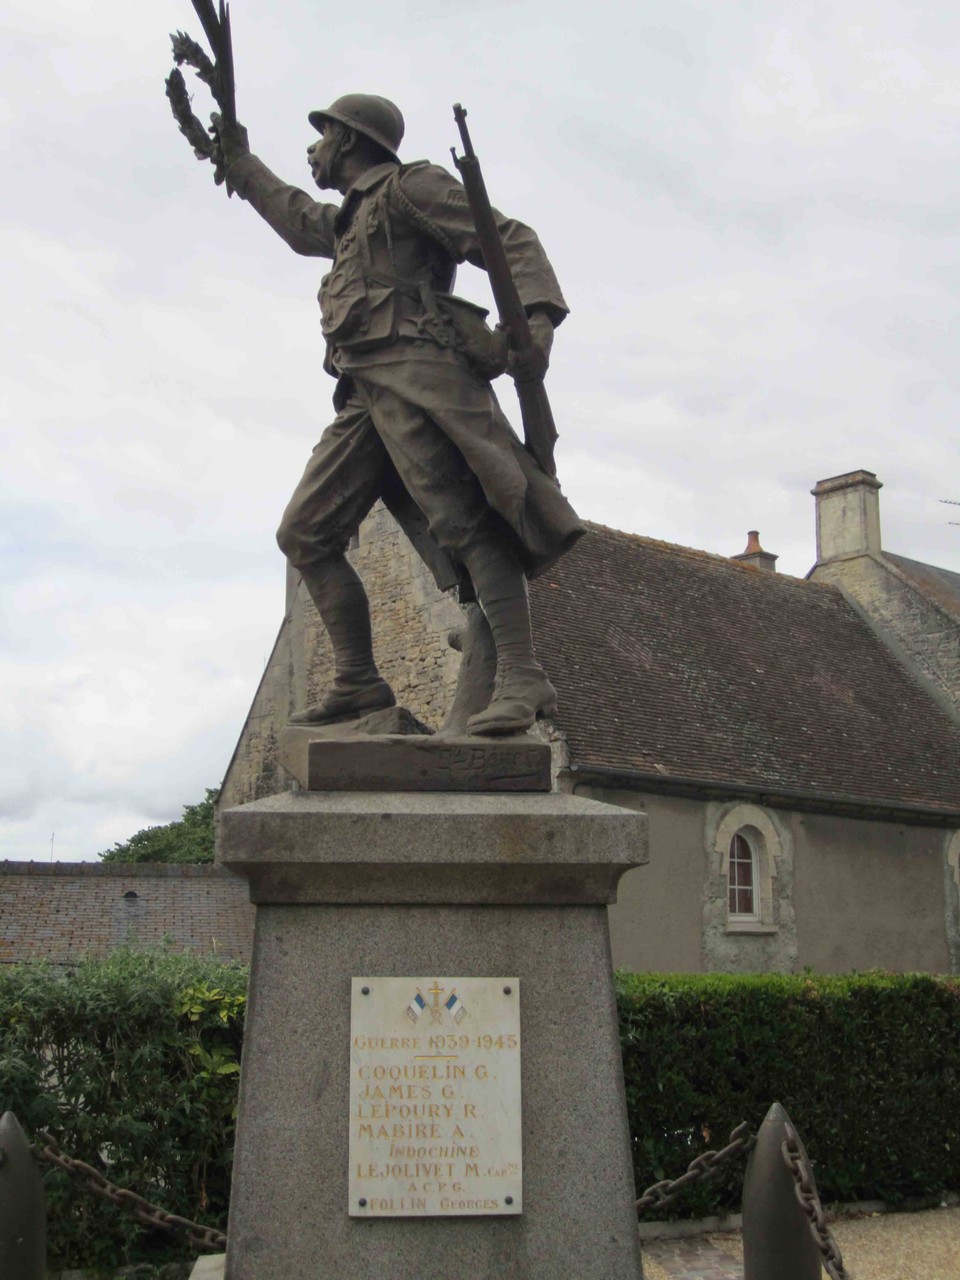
202,93 -> 583,734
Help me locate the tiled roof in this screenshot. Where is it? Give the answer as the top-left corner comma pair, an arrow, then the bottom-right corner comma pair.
530,524 -> 960,817
883,553 -> 960,622
0,862 -> 254,965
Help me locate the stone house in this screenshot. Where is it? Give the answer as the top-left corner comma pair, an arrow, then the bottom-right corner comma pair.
6,471 -> 955,973
808,469 -> 960,722
218,468 -> 960,977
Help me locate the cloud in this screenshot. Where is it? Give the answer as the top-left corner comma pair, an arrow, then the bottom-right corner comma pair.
2,0 -> 958,861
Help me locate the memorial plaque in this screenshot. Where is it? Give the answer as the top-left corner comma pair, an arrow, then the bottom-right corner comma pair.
348,976 -> 522,1217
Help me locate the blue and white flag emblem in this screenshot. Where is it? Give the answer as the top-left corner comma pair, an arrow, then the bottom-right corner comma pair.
444,991 -> 467,1024
406,991 -> 427,1023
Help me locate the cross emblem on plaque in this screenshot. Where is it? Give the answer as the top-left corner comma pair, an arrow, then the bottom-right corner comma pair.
428,980 -> 445,1022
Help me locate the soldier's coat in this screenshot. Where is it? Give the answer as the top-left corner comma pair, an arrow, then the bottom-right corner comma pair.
229,153 -> 583,589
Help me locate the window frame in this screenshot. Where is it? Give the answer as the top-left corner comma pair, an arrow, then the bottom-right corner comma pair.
714,806 -> 781,935
727,829 -> 760,923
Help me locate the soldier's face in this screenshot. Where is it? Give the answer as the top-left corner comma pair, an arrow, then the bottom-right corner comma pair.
307,123 -> 342,190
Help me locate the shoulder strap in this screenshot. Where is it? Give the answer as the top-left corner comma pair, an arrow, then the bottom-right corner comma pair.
388,164 -> 463,263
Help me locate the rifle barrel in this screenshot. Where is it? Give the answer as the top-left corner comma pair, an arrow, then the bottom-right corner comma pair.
452,104 -> 474,158
450,102 -> 557,477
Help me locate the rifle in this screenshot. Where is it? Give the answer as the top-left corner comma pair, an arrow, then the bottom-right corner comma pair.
451,104 -> 558,479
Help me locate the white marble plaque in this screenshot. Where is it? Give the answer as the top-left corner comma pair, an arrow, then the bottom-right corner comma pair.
348,976 -> 522,1217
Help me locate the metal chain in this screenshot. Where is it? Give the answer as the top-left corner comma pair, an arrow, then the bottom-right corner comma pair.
31,1132 -> 227,1253
781,1124 -> 850,1280
636,1121 -> 756,1213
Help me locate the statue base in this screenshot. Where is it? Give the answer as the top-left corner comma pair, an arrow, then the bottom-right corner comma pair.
279,724 -> 551,792
219,790 -> 647,1279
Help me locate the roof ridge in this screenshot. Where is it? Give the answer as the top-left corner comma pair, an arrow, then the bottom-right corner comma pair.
579,521 -> 827,592
881,551 -> 960,622
884,549 -> 960,581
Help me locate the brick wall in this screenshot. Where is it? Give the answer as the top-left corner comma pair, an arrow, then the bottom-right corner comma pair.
0,862 -> 255,965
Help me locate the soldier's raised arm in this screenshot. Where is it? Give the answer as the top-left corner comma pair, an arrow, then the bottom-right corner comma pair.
211,116 -> 338,258
165,16 -> 338,257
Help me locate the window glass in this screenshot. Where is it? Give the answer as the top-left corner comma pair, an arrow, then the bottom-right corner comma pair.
728,831 -> 757,918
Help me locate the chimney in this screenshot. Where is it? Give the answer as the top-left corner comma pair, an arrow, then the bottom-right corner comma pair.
732,530 -> 778,573
811,470 -> 882,563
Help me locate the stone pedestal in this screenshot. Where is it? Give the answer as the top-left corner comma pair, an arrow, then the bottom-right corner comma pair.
219,791 -> 647,1280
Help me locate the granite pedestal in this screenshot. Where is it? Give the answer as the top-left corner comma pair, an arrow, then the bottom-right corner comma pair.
219,790 -> 648,1280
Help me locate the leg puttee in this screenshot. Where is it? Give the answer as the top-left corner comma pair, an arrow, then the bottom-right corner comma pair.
290,554 -> 395,726
458,539 -> 557,736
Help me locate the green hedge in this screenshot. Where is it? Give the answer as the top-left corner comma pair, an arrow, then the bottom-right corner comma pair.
618,971 -> 960,1218
3,961 -> 959,1265
0,950 -> 245,1271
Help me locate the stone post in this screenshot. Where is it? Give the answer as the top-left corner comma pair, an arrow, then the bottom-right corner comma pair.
219,787 -> 647,1279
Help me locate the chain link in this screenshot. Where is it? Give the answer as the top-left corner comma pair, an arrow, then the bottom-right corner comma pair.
781,1123 -> 850,1280
28,1115 -> 848,1272
636,1121 -> 756,1214
31,1132 -> 227,1254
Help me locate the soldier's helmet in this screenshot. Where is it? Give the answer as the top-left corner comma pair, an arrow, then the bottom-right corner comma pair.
308,95 -> 404,160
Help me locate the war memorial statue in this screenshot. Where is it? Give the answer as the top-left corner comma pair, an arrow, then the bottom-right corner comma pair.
166,21 -> 647,1280
168,18 -> 583,738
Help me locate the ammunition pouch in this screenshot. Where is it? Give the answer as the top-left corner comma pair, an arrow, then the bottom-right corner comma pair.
359,270 -> 507,380
435,293 -> 508,381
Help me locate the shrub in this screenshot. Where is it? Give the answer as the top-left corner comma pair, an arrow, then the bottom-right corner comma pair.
618,970 -> 960,1219
5,960 -> 958,1263
0,949 -> 246,1270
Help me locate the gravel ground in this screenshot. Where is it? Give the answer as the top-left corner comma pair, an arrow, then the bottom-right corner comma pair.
641,1254 -> 680,1280
641,1204 -> 960,1279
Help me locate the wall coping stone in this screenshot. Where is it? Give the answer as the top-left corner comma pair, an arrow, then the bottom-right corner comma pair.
0,861 -> 242,880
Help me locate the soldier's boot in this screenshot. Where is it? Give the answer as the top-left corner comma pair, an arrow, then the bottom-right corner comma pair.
289,554 -> 395,725
461,540 -> 558,737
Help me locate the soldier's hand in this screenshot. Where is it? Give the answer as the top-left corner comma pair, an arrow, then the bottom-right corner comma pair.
508,311 -> 554,383
209,113 -> 250,186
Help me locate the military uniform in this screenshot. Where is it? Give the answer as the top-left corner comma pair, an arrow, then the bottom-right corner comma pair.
227,152 -> 584,596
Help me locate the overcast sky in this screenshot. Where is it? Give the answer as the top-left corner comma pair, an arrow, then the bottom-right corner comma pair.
2,0 -> 958,862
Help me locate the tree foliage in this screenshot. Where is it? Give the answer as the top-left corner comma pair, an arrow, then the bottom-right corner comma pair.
99,789 -> 220,864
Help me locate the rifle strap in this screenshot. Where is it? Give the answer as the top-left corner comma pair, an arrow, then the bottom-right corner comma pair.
388,169 -> 463,265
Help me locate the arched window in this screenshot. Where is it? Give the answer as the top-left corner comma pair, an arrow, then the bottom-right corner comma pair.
728,831 -> 759,921
714,805 -> 783,935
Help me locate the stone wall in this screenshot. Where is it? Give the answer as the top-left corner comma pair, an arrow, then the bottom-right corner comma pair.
812,553 -> 960,721
575,785 -> 956,975
793,811 -> 952,973
220,503 -> 464,810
